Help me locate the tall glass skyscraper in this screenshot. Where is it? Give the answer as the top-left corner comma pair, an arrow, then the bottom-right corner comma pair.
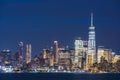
18,42 -> 23,63
74,37 -> 84,67
26,44 -> 31,64
53,41 -> 59,64
87,13 -> 96,68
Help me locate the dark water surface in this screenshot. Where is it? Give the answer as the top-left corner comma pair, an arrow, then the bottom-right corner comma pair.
0,73 -> 120,80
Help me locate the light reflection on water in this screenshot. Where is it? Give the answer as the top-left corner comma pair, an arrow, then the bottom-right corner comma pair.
0,73 -> 119,80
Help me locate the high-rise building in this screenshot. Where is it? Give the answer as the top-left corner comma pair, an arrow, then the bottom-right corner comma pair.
111,52 -> 115,62
53,41 -> 59,64
83,41 -> 88,58
74,37 -> 84,67
104,49 -> 112,63
50,54 -> 54,67
0,50 -> 11,64
26,44 -> 31,64
83,41 -> 88,69
97,46 -> 112,63
43,49 -> 47,59
18,42 -> 23,62
97,46 -> 104,63
70,49 -> 75,66
58,49 -> 71,70
86,13 -> 96,68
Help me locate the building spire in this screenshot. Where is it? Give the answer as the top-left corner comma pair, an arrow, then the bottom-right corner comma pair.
91,12 -> 93,27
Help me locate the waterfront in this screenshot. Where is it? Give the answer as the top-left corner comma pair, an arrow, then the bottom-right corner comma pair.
0,0 -> 120,80
0,73 -> 120,80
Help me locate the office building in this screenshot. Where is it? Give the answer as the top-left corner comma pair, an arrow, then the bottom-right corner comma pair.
58,48 -> 71,69
53,41 -> 59,64
97,46 -> 112,63
18,42 -> 23,61
0,50 -> 11,64
26,44 -> 31,64
86,13 -> 96,68
43,49 -> 47,59
74,37 -> 84,68
113,55 -> 120,63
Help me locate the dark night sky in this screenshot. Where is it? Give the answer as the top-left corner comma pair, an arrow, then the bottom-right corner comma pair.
0,0 -> 120,55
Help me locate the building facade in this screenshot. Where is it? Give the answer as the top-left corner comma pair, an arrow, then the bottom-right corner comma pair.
97,46 -> 112,63
53,41 -> 59,64
74,38 -> 84,68
26,44 -> 31,64
18,42 -> 24,63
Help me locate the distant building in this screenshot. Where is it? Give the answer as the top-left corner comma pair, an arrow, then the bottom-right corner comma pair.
43,49 -> 47,59
97,46 -> 104,63
113,55 -> 120,63
104,49 -> 112,63
74,37 -> 84,68
69,49 -> 75,65
83,41 -> 88,69
86,13 -> 96,69
14,52 -> 20,61
49,54 -> 54,67
18,42 -> 23,62
53,41 -> 59,64
97,46 -> 112,63
26,44 -> 31,64
58,48 -> 71,70
111,52 -> 116,62
0,50 -> 11,65
42,49 -> 54,67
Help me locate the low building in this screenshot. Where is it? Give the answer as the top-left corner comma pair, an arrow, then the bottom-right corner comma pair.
113,55 -> 120,63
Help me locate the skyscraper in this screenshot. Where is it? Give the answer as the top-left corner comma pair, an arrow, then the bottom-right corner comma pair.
97,46 -> 104,63
18,42 -> 23,62
53,41 -> 59,64
26,44 -> 31,64
74,37 -> 84,67
43,49 -> 47,59
86,13 -> 96,68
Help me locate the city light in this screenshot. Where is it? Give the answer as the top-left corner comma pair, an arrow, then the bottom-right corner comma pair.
0,14 -> 120,73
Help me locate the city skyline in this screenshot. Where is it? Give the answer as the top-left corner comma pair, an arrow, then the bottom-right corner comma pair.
0,0 -> 120,55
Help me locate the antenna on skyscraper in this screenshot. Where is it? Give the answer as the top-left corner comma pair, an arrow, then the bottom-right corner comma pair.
91,12 -> 93,27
